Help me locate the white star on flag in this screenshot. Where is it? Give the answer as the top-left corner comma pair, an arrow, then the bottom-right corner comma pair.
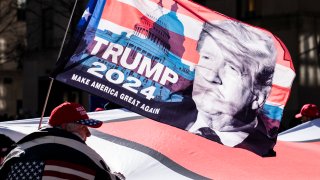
82,7 -> 91,21
6,160 -> 95,180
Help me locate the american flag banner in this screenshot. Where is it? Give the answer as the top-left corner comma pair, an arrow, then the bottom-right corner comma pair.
6,160 -> 96,180
51,0 -> 295,156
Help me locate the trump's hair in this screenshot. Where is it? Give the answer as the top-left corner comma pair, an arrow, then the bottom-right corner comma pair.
197,20 -> 277,91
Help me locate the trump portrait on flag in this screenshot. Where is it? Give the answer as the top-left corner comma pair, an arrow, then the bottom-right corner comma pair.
187,20 -> 277,156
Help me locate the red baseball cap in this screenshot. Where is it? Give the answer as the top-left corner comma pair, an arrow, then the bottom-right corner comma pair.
295,104 -> 320,119
48,102 -> 103,128
95,107 -> 105,112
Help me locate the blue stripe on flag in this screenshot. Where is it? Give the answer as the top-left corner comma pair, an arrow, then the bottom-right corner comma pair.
263,104 -> 283,121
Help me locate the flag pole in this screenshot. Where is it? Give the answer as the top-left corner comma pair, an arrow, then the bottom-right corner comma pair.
38,0 -> 79,129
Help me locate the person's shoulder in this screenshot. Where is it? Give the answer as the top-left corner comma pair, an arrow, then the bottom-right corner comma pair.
0,134 -> 15,145
17,127 -> 84,144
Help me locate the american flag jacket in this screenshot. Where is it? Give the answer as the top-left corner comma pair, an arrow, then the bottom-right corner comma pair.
0,128 -> 119,180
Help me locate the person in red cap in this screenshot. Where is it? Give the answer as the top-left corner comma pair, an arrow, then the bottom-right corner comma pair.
48,102 -> 103,141
95,107 -> 105,112
295,104 -> 320,123
0,102 -> 123,180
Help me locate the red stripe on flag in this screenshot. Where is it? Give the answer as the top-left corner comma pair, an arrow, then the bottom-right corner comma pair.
267,84 -> 291,105
97,119 -> 320,179
98,119 -> 247,177
43,171 -> 89,180
102,0 -> 143,30
43,160 -> 96,180
46,160 -> 96,175
101,0 -> 199,63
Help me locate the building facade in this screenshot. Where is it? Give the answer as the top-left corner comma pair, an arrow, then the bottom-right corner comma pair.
0,0 -> 25,120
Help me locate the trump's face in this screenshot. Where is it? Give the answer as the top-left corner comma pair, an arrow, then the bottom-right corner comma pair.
193,36 -> 256,131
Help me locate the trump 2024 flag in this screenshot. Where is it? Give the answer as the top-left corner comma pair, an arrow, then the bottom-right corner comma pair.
51,0 -> 295,156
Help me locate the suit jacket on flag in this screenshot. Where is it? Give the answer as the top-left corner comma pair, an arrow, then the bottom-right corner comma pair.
0,128 -> 118,180
157,107 -> 276,156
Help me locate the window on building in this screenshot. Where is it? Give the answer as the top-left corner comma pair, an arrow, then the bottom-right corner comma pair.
0,38 -> 6,64
17,0 -> 26,21
236,0 -> 257,20
299,31 -> 320,87
42,8 -> 54,48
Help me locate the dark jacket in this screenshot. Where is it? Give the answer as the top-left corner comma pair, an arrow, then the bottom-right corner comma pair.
0,128 -> 118,180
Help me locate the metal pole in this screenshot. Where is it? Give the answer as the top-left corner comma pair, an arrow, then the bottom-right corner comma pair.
38,78 -> 54,129
38,0 -> 79,129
